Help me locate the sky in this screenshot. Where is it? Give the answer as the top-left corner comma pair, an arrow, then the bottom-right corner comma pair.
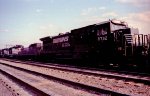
0,0 -> 150,49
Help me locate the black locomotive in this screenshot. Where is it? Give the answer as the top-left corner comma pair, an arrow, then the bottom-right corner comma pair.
40,20 -> 150,68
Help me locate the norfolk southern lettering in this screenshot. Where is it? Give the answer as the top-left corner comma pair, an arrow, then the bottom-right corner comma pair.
53,36 -> 69,43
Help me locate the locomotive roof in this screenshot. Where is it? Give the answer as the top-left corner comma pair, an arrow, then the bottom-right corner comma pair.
29,43 -> 41,47
40,32 -> 70,42
52,32 -> 70,39
72,20 -> 110,31
95,20 -> 110,25
96,20 -> 127,26
2,48 -> 9,50
71,20 -> 113,32
72,20 -> 127,31
9,45 -> 23,49
40,36 -> 51,41
71,24 -> 95,32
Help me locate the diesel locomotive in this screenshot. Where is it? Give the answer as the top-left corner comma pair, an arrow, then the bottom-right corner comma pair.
40,20 -> 150,66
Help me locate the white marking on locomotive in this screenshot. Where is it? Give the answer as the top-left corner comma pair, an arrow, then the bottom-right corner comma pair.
53,36 -> 69,43
97,29 -> 107,41
62,43 -> 70,47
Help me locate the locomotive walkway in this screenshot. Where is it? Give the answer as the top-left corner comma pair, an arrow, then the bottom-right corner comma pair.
0,59 -> 150,96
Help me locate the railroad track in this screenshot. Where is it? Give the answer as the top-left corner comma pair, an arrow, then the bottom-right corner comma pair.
4,58 -> 150,76
4,58 -> 150,75
2,58 -> 150,85
0,68 -> 50,96
0,59 -> 150,95
0,61 -> 128,96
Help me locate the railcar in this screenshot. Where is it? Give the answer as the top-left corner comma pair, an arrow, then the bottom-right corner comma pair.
70,20 -> 134,65
40,32 -> 73,62
1,48 -> 9,57
40,20 -> 132,65
40,20 -> 150,68
8,45 -> 23,58
18,43 -> 42,60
